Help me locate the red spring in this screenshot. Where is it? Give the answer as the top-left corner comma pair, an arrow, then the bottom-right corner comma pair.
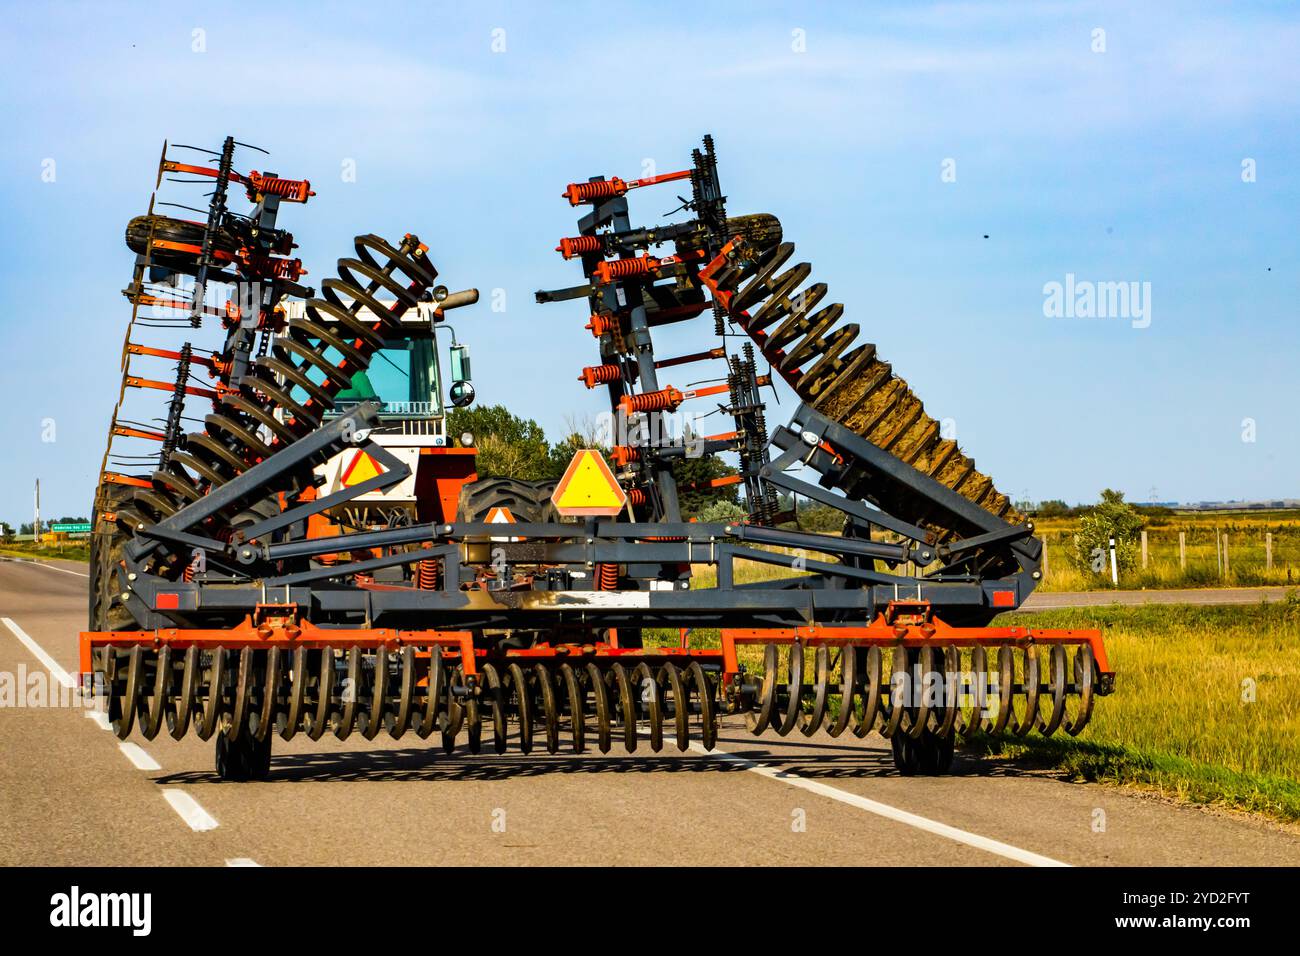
586,313 -> 617,337
564,178 -> 626,206
246,171 -> 315,203
557,235 -> 602,259
595,562 -> 618,590
620,387 -> 683,414
416,558 -> 441,590
627,488 -> 647,506
594,256 -> 656,285
579,364 -> 621,388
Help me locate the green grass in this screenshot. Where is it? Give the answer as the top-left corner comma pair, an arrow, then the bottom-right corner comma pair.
0,542 -> 89,563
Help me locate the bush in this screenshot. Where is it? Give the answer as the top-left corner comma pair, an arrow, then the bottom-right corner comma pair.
1067,488 -> 1144,576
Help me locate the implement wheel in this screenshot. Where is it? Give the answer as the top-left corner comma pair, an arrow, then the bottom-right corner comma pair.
89,481 -> 138,631
891,728 -> 954,776
215,725 -> 272,782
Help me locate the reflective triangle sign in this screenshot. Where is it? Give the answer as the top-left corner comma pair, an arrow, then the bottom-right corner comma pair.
340,450 -> 384,487
485,507 -> 516,524
551,449 -> 627,517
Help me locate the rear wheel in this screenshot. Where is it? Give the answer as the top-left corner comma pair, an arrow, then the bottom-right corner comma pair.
89,481 -> 137,632
456,477 -> 559,523
215,724 -> 272,781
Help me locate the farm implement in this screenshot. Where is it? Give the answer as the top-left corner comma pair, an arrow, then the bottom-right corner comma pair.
84,134 -> 1112,780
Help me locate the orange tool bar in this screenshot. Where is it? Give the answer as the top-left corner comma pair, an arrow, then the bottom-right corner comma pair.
160,161 -> 313,202
112,425 -> 166,442
617,377 -> 771,415
563,169 -> 692,206
130,293 -> 225,318
655,347 -> 725,369
101,472 -> 153,490
125,376 -> 219,401
125,343 -> 217,369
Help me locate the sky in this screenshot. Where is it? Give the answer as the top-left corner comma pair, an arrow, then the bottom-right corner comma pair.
0,0 -> 1297,527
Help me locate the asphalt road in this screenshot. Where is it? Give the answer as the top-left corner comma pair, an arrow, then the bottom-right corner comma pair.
2,557 -> 1297,867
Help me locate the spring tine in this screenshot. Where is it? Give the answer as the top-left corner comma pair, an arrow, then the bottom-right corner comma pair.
253,646 -> 281,742
281,646 -> 307,741
169,645 -> 199,740
441,665 -> 466,754
113,646 -> 142,740
195,647 -> 226,741
880,646 -> 908,739
658,662 -> 690,752
852,646 -> 882,738
774,643 -> 804,737
141,645 -> 170,740
479,664 -> 508,755
306,648 -> 334,742
745,644 -> 779,735
333,647 -> 361,740
801,644 -> 831,737
989,646 -> 1016,734
559,662 -> 585,754
390,646 -> 416,739
534,664 -> 560,754
957,646 -> 989,737
610,663 -> 637,753
415,651 -> 445,740
362,646 -> 387,741
1011,646 -> 1041,737
827,645 -> 856,738
633,662 -> 663,753
586,663 -> 612,754
507,663 -> 534,754
932,645 -> 960,739
688,662 -> 716,750
1036,644 -> 1068,737
228,646 -> 255,741
1063,645 -> 1096,737
904,645 -> 935,740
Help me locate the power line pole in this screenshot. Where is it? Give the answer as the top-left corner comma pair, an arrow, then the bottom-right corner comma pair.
34,478 -> 41,545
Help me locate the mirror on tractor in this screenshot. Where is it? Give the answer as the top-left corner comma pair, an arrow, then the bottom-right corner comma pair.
449,342 -> 475,407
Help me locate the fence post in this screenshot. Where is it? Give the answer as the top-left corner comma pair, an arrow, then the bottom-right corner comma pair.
1266,532 -> 1273,573
1223,533 -> 1230,575
1140,530 -> 1148,569
1179,531 -> 1186,570
1041,537 -> 1049,576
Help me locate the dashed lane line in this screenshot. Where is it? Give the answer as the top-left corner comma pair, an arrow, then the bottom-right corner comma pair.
2,616 -> 75,690
226,858 -> 262,867
118,741 -> 162,771
0,556 -> 88,577
162,790 -> 219,832
690,743 -> 1070,867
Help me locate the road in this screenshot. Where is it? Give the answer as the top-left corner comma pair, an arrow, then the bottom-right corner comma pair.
1021,585 -> 1294,610
2,558 -> 1297,867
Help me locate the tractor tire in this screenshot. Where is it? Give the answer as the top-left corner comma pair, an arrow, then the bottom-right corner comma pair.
89,481 -> 137,632
457,477 -> 559,524
215,725 -> 272,782
891,728 -> 954,776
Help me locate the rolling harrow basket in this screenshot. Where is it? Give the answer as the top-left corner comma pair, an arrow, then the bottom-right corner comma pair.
84,134 -> 1112,780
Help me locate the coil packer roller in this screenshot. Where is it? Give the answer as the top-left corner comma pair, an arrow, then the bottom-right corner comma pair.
83,135 -> 1112,781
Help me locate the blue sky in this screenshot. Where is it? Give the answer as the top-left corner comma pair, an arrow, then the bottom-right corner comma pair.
0,0 -> 1297,525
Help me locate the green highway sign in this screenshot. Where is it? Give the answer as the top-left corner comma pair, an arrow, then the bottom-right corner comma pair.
50,522 -> 91,533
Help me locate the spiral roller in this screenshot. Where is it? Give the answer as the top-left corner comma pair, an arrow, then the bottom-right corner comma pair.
709,239 -> 1019,530
121,234 -> 439,564
744,642 -> 1096,747
101,647 -> 723,755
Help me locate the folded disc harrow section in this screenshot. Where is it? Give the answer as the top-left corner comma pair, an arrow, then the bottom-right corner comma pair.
83,133 -> 1110,780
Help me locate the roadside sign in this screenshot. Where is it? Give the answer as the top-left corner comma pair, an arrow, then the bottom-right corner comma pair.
340,450 -> 384,487
50,522 -> 91,533
551,450 -> 627,517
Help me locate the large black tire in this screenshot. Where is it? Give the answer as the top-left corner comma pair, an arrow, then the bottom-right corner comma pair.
89,481 -> 137,632
215,725 -> 272,782
457,477 -> 559,524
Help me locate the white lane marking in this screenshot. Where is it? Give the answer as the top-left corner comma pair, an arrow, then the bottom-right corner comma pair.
691,743 -> 1070,868
118,741 -> 161,771
162,790 -> 219,832
0,556 -> 88,578
85,710 -> 111,730
225,858 -> 261,867
1,616 -> 76,690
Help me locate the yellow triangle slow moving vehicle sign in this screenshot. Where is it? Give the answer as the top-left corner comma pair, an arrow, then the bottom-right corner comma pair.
551,449 -> 627,517
340,449 -> 384,487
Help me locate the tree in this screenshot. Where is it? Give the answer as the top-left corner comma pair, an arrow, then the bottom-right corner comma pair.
1035,499 -> 1072,518
447,404 -> 553,480
1067,488 -> 1144,577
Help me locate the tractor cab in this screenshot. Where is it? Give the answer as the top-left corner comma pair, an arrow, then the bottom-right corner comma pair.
281,294 -> 480,527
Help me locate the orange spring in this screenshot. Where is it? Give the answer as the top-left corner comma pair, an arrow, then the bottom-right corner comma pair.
579,364 -> 622,388
246,171 -> 315,203
627,488 -> 647,506
416,558 -> 441,590
594,256 -> 657,285
564,178 -> 626,206
586,313 -> 617,337
595,562 -> 619,590
619,386 -> 683,414
611,445 -> 641,467
182,562 -> 195,583
557,235 -> 602,259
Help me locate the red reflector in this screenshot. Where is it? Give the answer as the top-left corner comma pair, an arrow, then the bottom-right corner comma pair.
156,593 -> 180,610
991,591 -> 1016,607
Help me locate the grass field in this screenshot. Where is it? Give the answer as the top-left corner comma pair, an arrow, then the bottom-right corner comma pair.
0,541 -> 89,562
975,598 -> 1300,822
